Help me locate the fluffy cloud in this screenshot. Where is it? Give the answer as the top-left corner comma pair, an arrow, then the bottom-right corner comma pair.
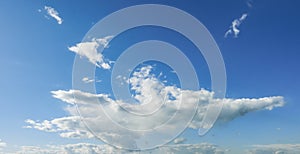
44,6 -> 63,24
14,143 -> 226,154
68,36 -> 114,69
225,13 -> 248,38
247,144 -> 300,154
25,65 -> 285,149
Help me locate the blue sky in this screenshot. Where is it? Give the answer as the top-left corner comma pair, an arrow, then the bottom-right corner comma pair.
0,0 -> 300,153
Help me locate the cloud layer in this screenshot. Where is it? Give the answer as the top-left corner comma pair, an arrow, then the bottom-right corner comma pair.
3,141 -> 300,153
248,144 -> 300,154
11,143 -> 226,154
44,6 -> 63,24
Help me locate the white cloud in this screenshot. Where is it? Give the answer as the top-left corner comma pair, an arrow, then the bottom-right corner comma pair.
82,77 -> 94,83
24,116 -> 94,139
248,144 -> 300,154
173,138 -> 186,144
14,143 -> 226,154
158,143 -> 227,154
68,36 -> 114,69
44,6 -> 63,24
50,89 -> 110,105
16,143 -> 116,154
217,96 -> 284,121
4,141 -> 300,154
25,66 -> 285,148
0,139 -> 6,150
225,13 -> 248,38
96,35 -> 114,48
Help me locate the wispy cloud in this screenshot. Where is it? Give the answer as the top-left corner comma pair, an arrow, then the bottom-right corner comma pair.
68,36 -> 114,69
247,0 -> 254,8
225,13 -> 248,38
25,65 -> 285,148
44,6 -> 63,25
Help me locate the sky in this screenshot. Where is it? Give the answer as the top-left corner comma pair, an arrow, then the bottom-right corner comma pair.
0,0 -> 300,153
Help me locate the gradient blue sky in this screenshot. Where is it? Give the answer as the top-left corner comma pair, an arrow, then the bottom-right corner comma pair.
0,0 -> 300,153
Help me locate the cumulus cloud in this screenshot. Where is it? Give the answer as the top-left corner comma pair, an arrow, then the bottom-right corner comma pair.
25,65 -> 285,149
14,143 -> 226,154
225,13 -> 248,38
44,6 -> 63,24
247,144 -> 300,154
68,36 -> 114,69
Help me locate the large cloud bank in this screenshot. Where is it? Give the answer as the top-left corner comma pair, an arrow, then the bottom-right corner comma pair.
25,65 -> 285,149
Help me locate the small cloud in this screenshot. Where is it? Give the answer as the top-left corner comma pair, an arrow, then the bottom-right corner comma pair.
225,13 -> 248,38
116,75 -> 129,85
109,60 -> 115,65
276,127 -> 281,131
68,36 -> 114,69
44,6 -> 63,24
247,0 -> 253,8
82,77 -> 94,84
173,138 -> 186,144
82,77 -> 101,83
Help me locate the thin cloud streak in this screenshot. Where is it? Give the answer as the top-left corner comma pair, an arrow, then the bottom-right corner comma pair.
44,6 -> 63,24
